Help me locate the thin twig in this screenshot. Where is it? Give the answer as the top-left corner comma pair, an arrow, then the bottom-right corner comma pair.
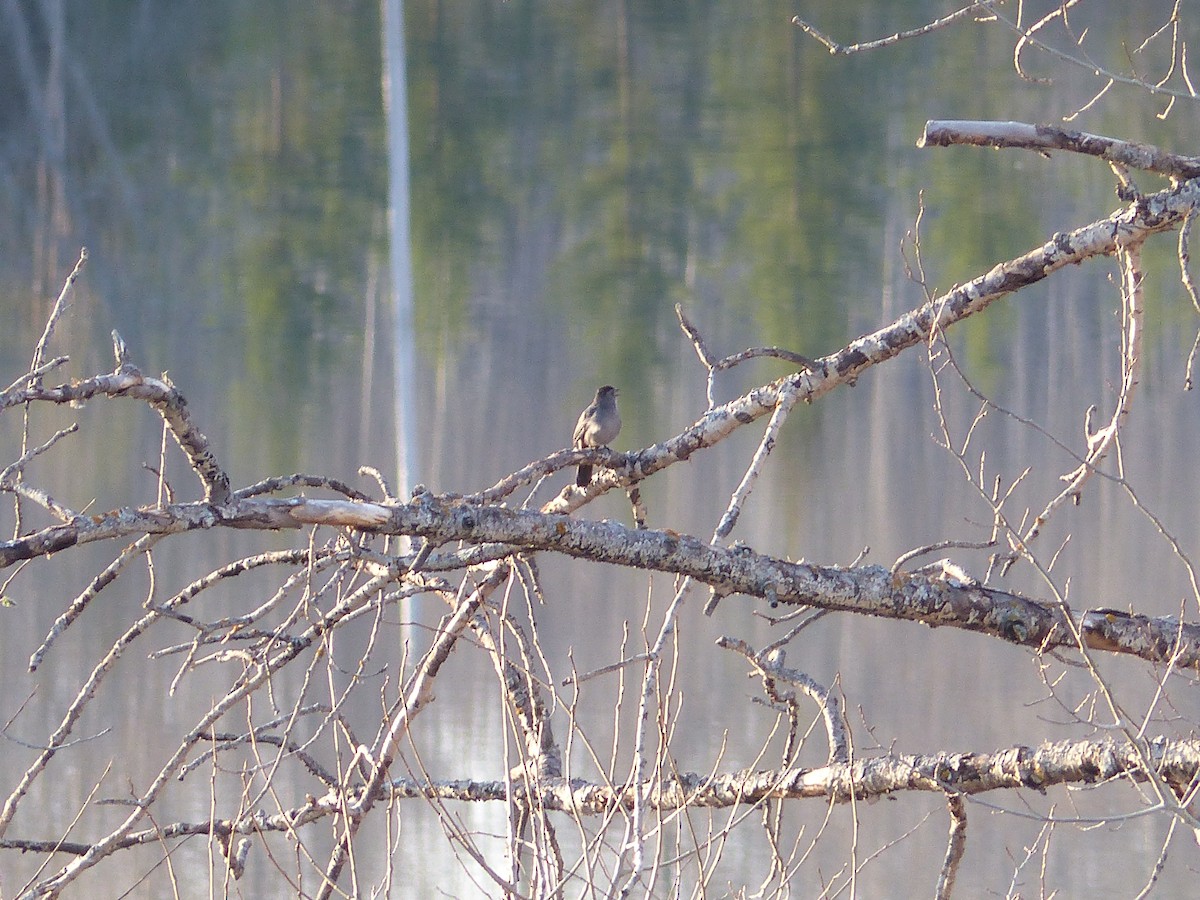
29,247 -> 87,386
792,2 -> 992,55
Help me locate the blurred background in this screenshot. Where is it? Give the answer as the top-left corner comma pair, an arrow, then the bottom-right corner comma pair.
2,1 -> 1200,896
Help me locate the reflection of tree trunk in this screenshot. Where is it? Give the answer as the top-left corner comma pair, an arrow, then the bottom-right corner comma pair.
358,237 -> 380,456
616,0 -> 633,266
616,0 -> 630,128
36,0 -> 68,305
6,0 -> 140,308
4,0 -> 70,305
381,0 -> 416,503
382,0 -> 422,657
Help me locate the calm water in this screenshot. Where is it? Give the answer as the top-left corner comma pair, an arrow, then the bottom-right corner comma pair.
1,1 -> 1199,896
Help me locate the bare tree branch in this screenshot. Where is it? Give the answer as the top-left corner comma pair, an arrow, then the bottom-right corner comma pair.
919,120 -> 1200,179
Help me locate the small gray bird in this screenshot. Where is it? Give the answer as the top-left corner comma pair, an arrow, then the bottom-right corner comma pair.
573,385 -> 621,486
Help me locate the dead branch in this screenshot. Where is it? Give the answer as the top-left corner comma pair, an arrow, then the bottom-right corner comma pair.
346,736 -> 1200,811
936,794 -> 968,900
3,366 -> 231,504
919,120 -> 1200,179
792,3 -> 993,56
8,481 -> 1200,670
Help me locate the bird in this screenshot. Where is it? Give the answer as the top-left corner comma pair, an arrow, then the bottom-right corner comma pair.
573,385 -> 621,487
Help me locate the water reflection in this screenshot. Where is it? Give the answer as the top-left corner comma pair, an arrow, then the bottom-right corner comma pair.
2,1 -> 1199,896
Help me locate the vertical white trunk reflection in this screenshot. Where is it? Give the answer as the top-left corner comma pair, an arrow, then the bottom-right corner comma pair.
381,0 -> 416,505
381,0 -> 428,660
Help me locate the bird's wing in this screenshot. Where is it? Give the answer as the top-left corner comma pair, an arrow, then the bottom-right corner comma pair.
573,403 -> 596,447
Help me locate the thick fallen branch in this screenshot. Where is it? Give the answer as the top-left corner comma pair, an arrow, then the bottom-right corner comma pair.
427,735 -> 1200,809
919,120 -> 1200,179
5,492 -> 1199,670
6,734 -> 1190,860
